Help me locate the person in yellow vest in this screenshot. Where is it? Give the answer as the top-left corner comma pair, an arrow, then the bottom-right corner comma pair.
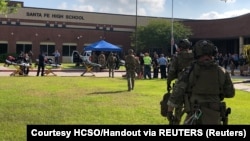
143,52 -> 152,79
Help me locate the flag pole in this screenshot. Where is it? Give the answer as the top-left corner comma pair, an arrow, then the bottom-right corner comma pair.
171,0 -> 174,56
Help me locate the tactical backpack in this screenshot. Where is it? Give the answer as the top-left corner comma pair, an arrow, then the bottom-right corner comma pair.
160,92 -> 171,117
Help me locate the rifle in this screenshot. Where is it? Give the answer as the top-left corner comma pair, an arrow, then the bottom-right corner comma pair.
233,80 -> 250,84
220,102 -> 231,125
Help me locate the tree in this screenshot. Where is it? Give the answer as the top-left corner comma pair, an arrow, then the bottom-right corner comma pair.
0,0 -> 21,17
131,19 -> 192,56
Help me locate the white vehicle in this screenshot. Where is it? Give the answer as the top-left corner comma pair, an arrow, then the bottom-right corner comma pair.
71,50 -> 92,66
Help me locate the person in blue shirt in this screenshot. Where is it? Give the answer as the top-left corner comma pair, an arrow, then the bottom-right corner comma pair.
158,54 -> 168,79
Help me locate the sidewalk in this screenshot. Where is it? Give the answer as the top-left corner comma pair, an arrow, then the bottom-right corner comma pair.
0,66 -> 126,77
0,66 -> 249,92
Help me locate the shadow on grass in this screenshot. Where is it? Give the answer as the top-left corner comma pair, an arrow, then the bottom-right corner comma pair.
88,90 -> 128,95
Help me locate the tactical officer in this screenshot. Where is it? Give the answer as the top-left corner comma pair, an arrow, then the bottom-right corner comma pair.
125,49 -> 137,91
107,52 -> 117,78
98,51 -> 106,69
167,39 -> 194,91
164,39 -> 194,124
167,40 -> 235,125
36,51 -> 45,76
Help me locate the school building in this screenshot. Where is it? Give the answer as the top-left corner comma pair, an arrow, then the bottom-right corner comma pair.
1,1 -> 250,63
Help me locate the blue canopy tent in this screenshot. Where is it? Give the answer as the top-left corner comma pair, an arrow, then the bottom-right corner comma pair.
84,40 -> 122,52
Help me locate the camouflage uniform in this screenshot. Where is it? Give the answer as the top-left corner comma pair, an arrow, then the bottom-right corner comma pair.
98,52 -> 106,69
125,49 -> 137,91
165,39 -> 194,124
167,40 -> 235,125
167,39 -> 194,91
107,52 -> 117,78
91,52 -> 99,72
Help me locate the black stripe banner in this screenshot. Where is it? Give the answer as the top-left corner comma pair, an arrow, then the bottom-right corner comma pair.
27,125 -> 250,140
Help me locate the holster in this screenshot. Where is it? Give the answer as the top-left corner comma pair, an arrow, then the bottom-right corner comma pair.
220,102 -> 231,125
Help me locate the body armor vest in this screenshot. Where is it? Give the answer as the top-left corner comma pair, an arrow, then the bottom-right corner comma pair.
189,63 -> 225,96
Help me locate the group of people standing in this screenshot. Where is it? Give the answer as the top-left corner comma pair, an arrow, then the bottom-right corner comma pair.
124,49 -> 169,91
216,52 -> 249,76
129,51 -> 169,80
152,52 -> 169,79
89,51 -> 120,77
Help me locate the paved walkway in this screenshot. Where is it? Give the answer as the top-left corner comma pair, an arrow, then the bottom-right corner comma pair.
0,66 -> 249,92
0,66 -> 126,77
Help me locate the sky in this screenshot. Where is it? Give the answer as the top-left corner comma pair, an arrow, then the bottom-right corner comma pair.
15,0 -> 250,19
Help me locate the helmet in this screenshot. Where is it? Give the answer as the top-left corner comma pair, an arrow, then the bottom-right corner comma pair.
178,39 -> 192,49
193,40 -> 217,58
128,49 -> 134,54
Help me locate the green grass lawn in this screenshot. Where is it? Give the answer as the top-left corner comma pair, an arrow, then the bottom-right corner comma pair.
0,64 -> 249,140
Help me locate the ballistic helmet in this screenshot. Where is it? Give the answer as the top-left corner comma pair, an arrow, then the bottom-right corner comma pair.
193,40 -> 217,58
178,39 -> 192,49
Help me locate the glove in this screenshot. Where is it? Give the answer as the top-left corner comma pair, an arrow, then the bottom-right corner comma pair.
166,111 -> 174,123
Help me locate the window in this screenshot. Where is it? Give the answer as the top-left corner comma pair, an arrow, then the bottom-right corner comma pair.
16,44 -> 32,54
62,45 -> 77,56
16,20 -> 20,25
62,23 -> 66,28
45,22 -> 50,27
0,43 -> 8,54
40,44 -> 55,56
